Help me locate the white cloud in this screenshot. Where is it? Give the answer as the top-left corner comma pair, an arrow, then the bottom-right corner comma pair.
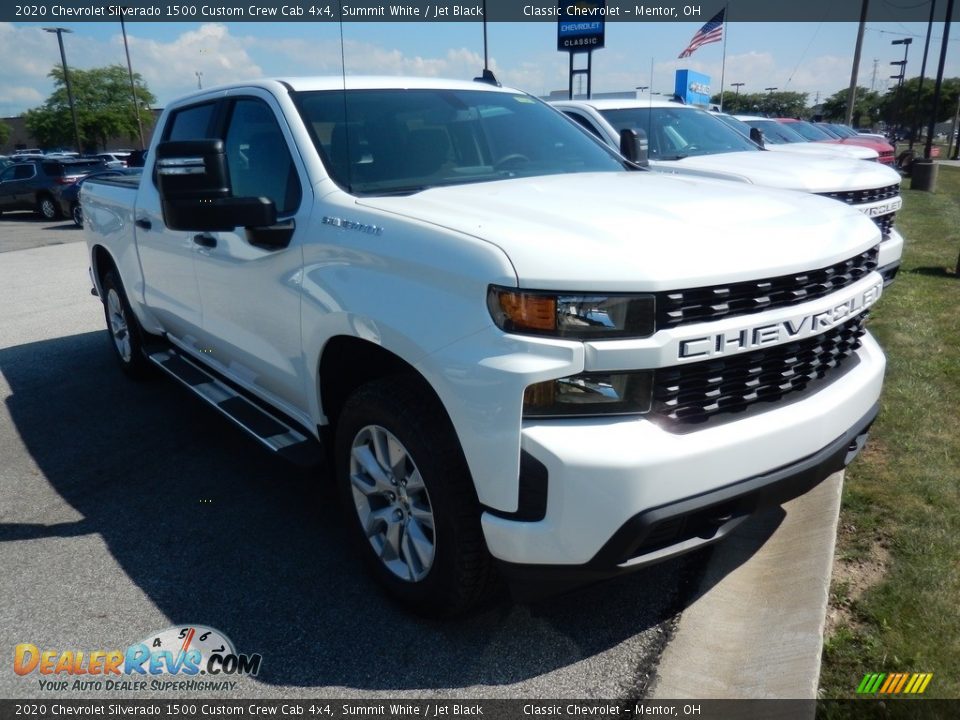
125,24 -> 263,105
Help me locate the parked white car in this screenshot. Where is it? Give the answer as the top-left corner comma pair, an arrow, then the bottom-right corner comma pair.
96,152 -> 131,168
553,98 -> 903,284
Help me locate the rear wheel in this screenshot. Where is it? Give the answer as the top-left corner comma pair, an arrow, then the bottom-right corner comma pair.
101,268 -> 154,379
335,376 -> 497,616
37,194 -> 60,220
71,202 -> 83,227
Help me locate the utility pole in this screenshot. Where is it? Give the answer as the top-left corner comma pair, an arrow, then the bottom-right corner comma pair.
870,58 -> 879,92
43,27 -> 82,153
909,0 -> 937,152
845,0 -> 870,126
120,15 -> 145,151
925,0 -> 955,161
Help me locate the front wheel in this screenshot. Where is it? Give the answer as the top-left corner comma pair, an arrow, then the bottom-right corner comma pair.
71,202 -> 83,227
37,194 -> 60,220
335,377 -> 497,616
101,269 -> 154,379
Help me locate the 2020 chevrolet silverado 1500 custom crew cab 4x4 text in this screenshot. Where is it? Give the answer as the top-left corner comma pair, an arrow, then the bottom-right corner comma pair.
83,77 -> 886,615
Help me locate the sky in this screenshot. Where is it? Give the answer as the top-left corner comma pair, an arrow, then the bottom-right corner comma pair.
1,18 -> 958,117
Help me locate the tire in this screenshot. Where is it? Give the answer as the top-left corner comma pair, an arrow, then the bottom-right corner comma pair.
71,202 -> 83,228
335,376 -> 497,616
100,268 -> 154,380
37,194 -> 61,220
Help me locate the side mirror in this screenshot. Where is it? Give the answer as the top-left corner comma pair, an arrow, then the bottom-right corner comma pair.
620,128 -> 649,167
749,127 -> 765,148
155,139 -> 276,232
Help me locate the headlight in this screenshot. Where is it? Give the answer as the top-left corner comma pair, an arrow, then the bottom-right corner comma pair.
487,286 -> 656,339
523,371 -> 653,417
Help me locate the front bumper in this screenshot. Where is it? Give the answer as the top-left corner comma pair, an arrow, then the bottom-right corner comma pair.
481,331 -> 885,569
497,401 -> 877,596
878,227 -> 904,286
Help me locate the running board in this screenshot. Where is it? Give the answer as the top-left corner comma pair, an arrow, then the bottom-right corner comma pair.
147,348 -> 323,467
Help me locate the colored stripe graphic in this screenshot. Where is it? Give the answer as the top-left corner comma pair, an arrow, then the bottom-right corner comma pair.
857,672 -> 932,694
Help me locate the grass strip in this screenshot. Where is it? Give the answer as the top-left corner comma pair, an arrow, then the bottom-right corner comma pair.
820,165 -> 960,699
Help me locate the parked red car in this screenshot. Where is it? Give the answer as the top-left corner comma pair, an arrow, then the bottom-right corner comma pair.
777,118 -> 896,166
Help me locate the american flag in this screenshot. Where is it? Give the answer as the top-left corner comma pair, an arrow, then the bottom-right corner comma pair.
678,9 -> 725,59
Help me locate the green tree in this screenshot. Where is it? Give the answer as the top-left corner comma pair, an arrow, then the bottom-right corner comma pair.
820,87 -> 883,127
23,65 -> 155,152
710,90 -> 809,118
880,76 -> 960,137
0,119 -> 10,148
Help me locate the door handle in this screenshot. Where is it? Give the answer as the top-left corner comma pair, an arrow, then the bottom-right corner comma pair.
192,233 -> 217,248
135,217 -> 152,230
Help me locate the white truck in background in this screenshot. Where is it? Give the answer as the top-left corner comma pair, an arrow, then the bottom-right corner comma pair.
553,98 -> 904,285
82,77 -> 886,614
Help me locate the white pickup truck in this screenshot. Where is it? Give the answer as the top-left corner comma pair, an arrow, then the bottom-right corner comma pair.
83,77 -> 886,614
553,98 -> 903,285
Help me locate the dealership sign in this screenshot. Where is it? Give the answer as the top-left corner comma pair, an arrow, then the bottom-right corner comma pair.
557,1 -> 607,52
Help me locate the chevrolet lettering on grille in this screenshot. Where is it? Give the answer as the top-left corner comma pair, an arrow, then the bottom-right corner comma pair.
860,198 -> 902,217
678,281 -> 882,360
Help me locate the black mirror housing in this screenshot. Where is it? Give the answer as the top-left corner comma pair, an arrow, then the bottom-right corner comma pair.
620,128 -> 649,167
155,139 -> 277,232
750,127 -> 765,148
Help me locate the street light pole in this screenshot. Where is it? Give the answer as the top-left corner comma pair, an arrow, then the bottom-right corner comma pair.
890,38 -> 913,140
195,71 -> 203,89
43,27 -> 82,153
120,16 -> 145,151
730,82 -> 745,110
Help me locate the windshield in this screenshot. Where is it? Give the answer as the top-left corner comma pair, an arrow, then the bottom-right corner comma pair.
598,106 -> 758,160
294,88 -> 626,195
786,121 -> 833,141
827,124 -> 857,138
743,119 -> 806,144
713,114 -> 759,141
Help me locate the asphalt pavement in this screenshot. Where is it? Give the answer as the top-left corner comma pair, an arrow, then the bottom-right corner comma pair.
0,214 -> 696,700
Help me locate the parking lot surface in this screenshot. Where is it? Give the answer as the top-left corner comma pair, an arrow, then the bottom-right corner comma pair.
0,215 -> 695,700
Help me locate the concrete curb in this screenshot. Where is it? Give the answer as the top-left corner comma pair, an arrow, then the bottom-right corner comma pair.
650,471 -> 843,699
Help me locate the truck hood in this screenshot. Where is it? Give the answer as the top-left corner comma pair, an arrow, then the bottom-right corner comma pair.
357,172 -> 881,292
766,143 -> 878,161
664,151 -> 900,193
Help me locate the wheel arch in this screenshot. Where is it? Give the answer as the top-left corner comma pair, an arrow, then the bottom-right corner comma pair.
318,335 -> 449,433
90,244 -> 118,297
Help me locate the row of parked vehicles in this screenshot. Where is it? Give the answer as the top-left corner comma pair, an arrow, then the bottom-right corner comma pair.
0,150 -> 141,226
78,75 -> 902,614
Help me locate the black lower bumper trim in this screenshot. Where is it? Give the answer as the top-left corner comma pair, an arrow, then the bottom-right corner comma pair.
497,402 -> 879,599
879,260 -> 900,287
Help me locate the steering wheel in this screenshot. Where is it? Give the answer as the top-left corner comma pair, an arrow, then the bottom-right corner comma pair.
494,154 -> 530,170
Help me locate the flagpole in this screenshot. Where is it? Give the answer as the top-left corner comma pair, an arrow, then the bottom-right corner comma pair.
719,3 -> 729,111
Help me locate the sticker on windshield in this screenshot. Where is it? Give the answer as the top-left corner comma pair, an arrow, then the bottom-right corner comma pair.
512,96 -> 535,103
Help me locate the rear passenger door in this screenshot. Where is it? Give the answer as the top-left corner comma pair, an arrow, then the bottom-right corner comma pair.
190,93 -> 311,421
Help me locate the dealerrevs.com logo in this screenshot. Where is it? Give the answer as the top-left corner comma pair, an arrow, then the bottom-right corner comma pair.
14,625 -> 262,692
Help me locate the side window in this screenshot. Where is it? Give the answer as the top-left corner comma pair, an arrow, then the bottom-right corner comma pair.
166,103 -> 217,141
224,99 -> 301,215
565,111 -> 604,140
0,168 -> 14,182
14,165 -> 36,180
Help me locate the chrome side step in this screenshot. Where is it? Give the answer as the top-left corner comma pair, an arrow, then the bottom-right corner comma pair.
147,348 -> 323,467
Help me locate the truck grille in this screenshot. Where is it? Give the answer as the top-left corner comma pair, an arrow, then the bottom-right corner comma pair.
652,314 -> 867,425
819,184 -> 899,204
656,246 -> 878,329
818,184 -> 900,239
